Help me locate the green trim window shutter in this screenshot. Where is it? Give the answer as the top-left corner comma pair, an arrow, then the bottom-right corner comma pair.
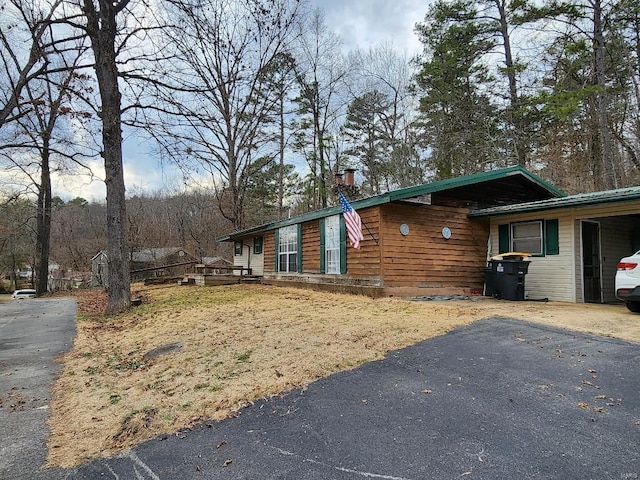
274,229 -> 280,272
340,216 -> 347,274
297,224 -> 303,273
545,219 -> 560,255
498,224 -> 510,253
319,219 -> 326,274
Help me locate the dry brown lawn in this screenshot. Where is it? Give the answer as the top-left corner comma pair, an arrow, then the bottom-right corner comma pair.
46,284 -> 640,468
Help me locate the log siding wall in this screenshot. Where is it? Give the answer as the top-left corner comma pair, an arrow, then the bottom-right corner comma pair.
241,203 -> 489,295
380,204 -> 489,290
343,207 -> 382,280
301,221 -> 321,273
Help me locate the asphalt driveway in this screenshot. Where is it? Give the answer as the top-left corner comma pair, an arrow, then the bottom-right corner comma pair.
0,298 -> 76,480
2,300 -> 639,479
60,316 -> 640,480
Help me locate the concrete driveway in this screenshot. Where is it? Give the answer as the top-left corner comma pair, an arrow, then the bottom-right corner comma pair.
0,298 -> 76,480
60,317 -> 639,480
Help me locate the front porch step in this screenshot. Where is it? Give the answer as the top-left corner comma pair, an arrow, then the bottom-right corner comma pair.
239,275 -> 262,284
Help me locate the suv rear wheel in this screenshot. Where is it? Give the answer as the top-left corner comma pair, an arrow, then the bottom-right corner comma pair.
625,301 -> 640,313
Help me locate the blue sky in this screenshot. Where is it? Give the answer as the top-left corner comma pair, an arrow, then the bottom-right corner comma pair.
52,0 -> 428,202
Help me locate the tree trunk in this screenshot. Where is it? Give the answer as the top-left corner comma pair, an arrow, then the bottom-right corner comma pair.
314,84 -> 328,208
85,0 -> 131,314
10,234 -> 18,291
278,91 -> 285,219
35,143 -> 51,296
495,0 -> 526,167
594,0 -> 615,189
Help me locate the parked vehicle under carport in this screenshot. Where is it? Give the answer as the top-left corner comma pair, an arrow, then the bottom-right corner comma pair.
615,251 -> 640,312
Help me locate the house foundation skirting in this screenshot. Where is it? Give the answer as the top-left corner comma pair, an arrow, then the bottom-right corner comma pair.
261,274 -> 483,299
382,286 -> 484,298
261,278 -> 385,297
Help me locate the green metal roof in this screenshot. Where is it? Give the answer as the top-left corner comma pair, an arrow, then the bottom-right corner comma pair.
469,185 -> 640,218
387,165 -> 564,201
216,166 -> 565,242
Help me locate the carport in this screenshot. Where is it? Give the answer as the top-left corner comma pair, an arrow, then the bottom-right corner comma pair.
470,186 -> 640,303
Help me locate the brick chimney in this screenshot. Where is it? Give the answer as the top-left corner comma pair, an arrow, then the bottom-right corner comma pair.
344,168 -> 355,186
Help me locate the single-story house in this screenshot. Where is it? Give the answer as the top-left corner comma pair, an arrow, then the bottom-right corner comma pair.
130,247 -> 197,281
217,166 -> 566,297
219,166 -> 640,302
218,166 -> 640,302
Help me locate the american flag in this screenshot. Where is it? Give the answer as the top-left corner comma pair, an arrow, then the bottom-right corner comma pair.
339,190 -> 364,249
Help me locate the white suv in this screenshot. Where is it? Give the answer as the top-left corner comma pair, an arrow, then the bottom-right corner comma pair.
615,251 -> 640,312
11,289 -> 36,299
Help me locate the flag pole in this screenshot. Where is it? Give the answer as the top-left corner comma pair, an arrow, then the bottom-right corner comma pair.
362,219 -> 379,245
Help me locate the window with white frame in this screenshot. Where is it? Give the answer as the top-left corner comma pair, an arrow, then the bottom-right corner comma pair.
278,225 -> 298,272
511,221 -> 543,255
325,215 -> 340,274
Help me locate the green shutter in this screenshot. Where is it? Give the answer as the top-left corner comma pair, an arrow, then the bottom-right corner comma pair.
297,224 -> 303,273
274,229 -> 280,272
340,216 -> 347,274
319,219 -> 326,273
498,224 -> 510,253
545,219 -> 560,255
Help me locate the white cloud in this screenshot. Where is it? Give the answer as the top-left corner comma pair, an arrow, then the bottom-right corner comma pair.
51,159 -> 106,202
315,0 -> 426,55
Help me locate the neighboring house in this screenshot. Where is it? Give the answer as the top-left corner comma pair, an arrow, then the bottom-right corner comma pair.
471,186 -> 640,303
216,166 -> 565,298
91,248 -> 198,285
90,251 -> 109,287
48,260 -> 88,291
201,256 -> 232,266
130,247 -> 197,281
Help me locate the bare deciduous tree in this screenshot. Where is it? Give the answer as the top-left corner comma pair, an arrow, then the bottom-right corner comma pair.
292,10 -> 346,209
0,0 -> 66,129
75,0 -> 132,313
147,0 -> 303,230
1,0 -> 95,295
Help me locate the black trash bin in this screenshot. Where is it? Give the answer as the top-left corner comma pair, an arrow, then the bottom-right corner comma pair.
484,254 -> 530,301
